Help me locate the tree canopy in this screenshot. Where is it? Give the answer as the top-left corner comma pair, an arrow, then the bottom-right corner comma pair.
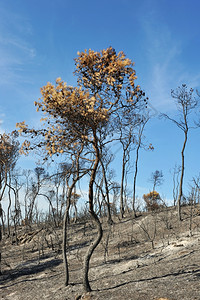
16,47 -> 146,158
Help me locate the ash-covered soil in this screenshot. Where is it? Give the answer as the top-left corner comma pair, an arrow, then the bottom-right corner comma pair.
1,206 -> 200,300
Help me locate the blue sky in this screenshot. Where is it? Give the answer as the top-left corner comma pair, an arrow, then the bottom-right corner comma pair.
1,0 -> 200,204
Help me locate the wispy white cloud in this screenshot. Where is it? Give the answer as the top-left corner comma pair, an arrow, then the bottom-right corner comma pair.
140,8 -> 200,113
0,40 -> 36,85
0,7 -> 36,86
0,6 -> 38,134
0,36 -> 36,58
142,24 -> 181,111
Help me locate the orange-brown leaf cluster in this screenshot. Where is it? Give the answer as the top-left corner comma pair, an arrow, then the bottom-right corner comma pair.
75,47 -> 140,103
17,47 -> 146,158
143,191 -> 162,212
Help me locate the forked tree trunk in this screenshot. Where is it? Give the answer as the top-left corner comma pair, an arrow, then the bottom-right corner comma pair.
83,133 -> 103,292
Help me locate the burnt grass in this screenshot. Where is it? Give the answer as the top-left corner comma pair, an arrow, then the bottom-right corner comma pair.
1,205 -> 200,300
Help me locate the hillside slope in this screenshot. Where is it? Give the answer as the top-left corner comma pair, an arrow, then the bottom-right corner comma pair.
1,206 -> 200,299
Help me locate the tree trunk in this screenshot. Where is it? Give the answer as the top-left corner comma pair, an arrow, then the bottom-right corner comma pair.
132,144 -> 139,218
120,151 -> 126,219
0,177 -> 7,271
83,210 -> 102,292
7,185 -> 12,237
132,119 -> 148,217
62,156 -> 86,286
62,193 -> 70,286
100,159 -> 113,224
72,184 -> 78,223
83,133 -> 103,292
177,130 -> 187,221
63,178 -> 81,285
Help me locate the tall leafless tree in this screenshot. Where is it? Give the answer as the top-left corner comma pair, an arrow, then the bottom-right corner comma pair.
149,170 -> 164,192
161,84 -> 199,221
119,125 -> 133,218
132,114 -> 151,217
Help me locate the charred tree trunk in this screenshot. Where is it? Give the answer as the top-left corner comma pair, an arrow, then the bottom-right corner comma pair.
83,210 -> 102,292
120,150 -> 126,219
100,159 -> 113,224
83,132 -> 103,292
62,148 -> 85,286
132,144 -> 139,218
7,184 -> 12,237
132,118 -> 149,217
62,183 -> 73,286
177,130 -> 188,221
